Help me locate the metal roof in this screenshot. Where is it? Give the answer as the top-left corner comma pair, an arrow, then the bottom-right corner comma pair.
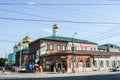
32,36 -> 97,44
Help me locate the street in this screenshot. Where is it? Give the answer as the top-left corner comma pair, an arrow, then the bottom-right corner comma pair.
0,71 -> 120,80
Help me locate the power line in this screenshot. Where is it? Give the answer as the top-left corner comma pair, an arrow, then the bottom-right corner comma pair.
0,3 -> 120,6
0,8 -> 58,20
1,17 -> 120,24
0,39 -> 17,43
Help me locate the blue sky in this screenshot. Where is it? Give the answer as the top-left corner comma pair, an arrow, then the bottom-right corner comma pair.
0,0 -> 120,57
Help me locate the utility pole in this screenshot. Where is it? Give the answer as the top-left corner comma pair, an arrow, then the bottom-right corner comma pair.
71,32 -> 77,73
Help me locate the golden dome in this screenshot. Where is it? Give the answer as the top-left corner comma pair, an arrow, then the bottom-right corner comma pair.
53,24 -> 59,29
22,35 -> 32,44
14,44 -> 18,48
18,42 -> 22,46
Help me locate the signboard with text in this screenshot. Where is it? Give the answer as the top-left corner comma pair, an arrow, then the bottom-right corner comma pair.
80,43 -> 90,47
40,43 -> 47,55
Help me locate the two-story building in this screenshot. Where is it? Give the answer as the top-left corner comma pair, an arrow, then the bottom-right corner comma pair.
29,24 -> 100,72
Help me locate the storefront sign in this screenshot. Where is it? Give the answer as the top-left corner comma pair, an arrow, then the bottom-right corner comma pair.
60,56 -> 67,59
68,42 -> 80,47
46,61 -> 50,64
80,43 -> 90,47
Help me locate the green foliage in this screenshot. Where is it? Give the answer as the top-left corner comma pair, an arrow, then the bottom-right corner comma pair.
0,58 -> 7,66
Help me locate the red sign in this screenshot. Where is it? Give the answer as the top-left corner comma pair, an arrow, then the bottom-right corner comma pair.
80,43 -> 90,47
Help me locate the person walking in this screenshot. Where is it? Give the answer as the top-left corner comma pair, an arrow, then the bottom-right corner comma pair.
1,67 -> 6,75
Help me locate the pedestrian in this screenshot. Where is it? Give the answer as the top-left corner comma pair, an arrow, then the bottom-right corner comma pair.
1,67 -> 6,75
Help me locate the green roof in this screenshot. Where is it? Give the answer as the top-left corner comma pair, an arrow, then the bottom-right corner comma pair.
33,36 -> 97,44
98,43 -> 120,50
98,45 -> 108,50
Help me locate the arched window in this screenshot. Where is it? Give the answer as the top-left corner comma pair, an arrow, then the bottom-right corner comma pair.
50,44 -> 53,50
57,45 -> 61,51
62,45 -> 65,51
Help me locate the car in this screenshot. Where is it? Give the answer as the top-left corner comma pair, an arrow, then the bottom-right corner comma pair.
20,66 -> 26,72
14,66 -> 26,72
111,67 -> 120,71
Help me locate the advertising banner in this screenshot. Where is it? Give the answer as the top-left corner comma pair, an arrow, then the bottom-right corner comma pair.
40,43 -> 47,55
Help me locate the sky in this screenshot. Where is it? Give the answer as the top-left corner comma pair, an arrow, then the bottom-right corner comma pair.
0,0 -> 120,57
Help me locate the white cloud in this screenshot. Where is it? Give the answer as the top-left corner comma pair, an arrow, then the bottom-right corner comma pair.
43,29 -> 52,33
27,1 -> 35,5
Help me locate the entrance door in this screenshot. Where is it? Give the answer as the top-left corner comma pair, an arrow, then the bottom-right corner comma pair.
50,60 -> 54,72
62,61 -> 67,71
79,60 -> 83,72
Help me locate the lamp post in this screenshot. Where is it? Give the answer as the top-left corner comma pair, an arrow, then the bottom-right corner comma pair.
18,42 -> 22,68
71,32 -> 77,73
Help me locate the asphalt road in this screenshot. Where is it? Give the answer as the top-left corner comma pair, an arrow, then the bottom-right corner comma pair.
0,71 -> 120,80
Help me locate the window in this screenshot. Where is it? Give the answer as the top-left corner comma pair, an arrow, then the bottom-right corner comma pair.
30,55 -> 31,59
106,60 -> 109,67
110,45 -> 113,48
46,44 -> 48,50
112,60 -> 116,67
94,48 -> 96,51
94,61 -> 97,68
118,61 -> 120,66
100,60 -> 104,67
33,54 -> 34,59
62,45 -> 65,51
90,48 -> 92,51
57,45 -> 61,51
81,47 -> 83,50
50,44 -> 53,50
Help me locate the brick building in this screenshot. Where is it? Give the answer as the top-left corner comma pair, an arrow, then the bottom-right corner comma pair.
29,24 -> 99,72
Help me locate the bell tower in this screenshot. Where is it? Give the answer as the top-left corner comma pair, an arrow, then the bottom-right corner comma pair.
53,24 -> 60,36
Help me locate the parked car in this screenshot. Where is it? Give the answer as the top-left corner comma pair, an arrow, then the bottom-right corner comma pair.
111,67 -> 120,71
19,66 -> 26,72
12,66 -> 26,72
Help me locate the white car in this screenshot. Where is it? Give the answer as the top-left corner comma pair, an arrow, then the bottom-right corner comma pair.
112,67 -> 120,71
15,66 -> 26,72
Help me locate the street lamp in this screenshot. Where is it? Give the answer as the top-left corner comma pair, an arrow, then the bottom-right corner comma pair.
18,42 -> 22,68
71,32 -> 77,73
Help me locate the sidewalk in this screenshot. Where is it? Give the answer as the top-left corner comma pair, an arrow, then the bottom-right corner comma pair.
0,71 -> 120,78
